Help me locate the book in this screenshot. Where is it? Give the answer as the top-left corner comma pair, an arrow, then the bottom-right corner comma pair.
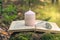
9,20 -> 60,33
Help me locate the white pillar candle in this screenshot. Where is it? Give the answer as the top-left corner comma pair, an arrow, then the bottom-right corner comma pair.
25,10 -> 35,26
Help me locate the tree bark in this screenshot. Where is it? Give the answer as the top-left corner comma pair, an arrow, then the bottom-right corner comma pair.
56,0 -> 59,4
52,0 -> 59,4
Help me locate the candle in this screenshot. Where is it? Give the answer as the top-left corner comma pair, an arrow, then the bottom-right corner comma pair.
25,10 -> 35,26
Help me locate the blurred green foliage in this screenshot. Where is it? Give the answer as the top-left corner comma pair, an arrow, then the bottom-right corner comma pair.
3,4 -> 17,14
9,32 -> 60,40
0,0 -> 2,14
1,0 -> 60,27
41,33 -> 56,40
2,4 -> 17,24
1,0 -> 60,40
41,33 -> 60,40
9,32 -> 32,40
